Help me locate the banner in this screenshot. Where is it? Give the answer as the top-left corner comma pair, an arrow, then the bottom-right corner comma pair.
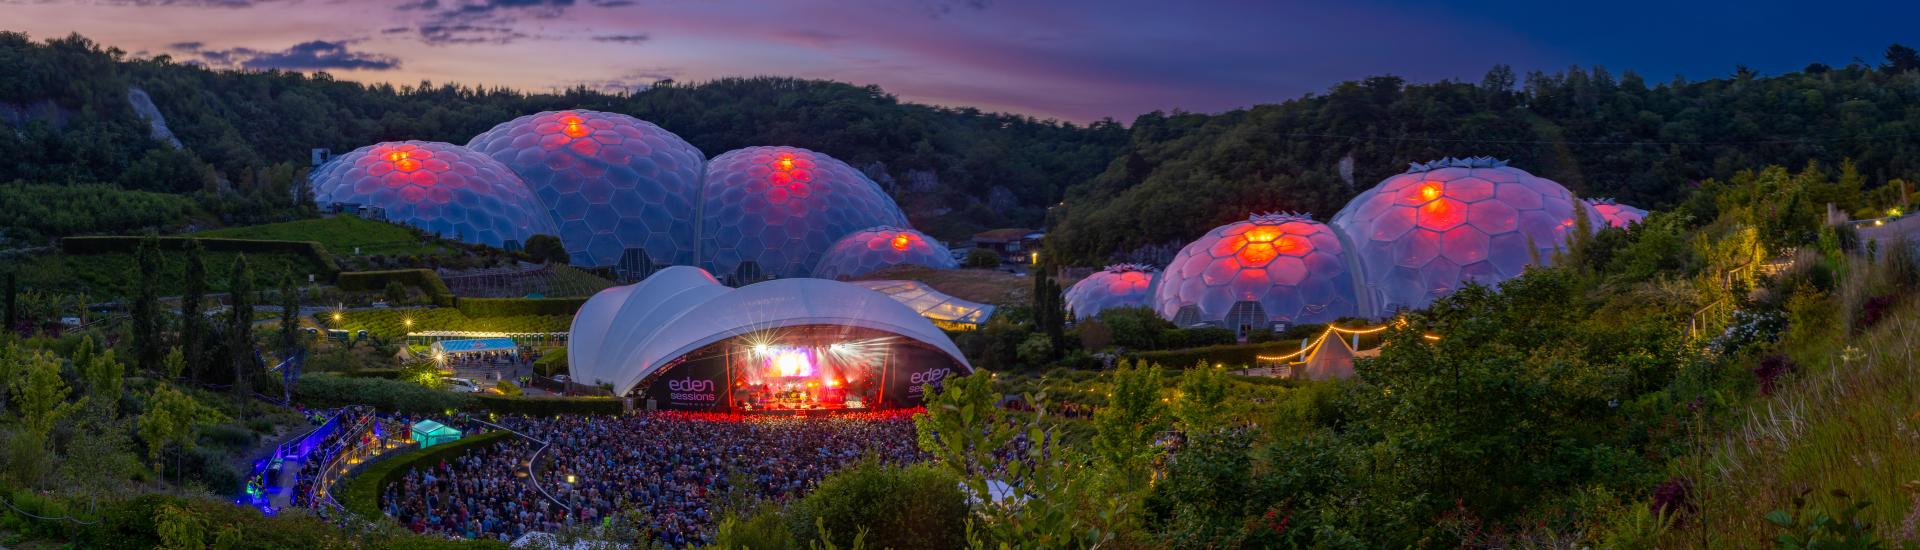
883,345 -> 960,408
642,353 -> 731,411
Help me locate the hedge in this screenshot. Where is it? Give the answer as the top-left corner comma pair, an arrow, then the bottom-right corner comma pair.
471,394 -> 622,415
60,235 -> 340,276
337,269 -> 455,306
1127,340 -> 1307,370
295,373 -> 474,414
533,348 -> 567,377
455,296 -> 588,318
337,431 -> 512,522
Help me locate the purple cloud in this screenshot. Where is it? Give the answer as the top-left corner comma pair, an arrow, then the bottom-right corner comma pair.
176,40 -> 399,71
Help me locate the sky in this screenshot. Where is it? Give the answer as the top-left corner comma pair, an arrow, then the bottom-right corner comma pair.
1,0 -> 1915,123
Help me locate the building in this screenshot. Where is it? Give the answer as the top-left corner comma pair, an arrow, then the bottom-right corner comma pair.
308,141 -> 557,250
567,267 -> 973,412
970,228 -> 1044,264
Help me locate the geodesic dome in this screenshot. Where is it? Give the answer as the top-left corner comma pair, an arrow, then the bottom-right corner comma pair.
1153,213 -> 1363,329
1063,264 -> 1157,321
309,141 -> 557,249
1587,198 -> 1648,229
812,226 -> 957,280
465,110 -> 706,268
700,146 -> 909,281
1331,157 -> 1600,314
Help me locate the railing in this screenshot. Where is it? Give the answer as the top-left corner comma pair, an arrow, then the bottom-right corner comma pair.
471,418 -> 573,512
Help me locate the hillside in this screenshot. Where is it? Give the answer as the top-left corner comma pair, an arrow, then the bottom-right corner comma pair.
0,32 -> 1126,240
1051,60 -> 1920,264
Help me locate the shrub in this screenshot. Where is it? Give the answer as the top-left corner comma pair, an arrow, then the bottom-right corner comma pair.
787,460 -> 968,550
533,348 -> 567,377
454,297 -> 588,317
294,373 -> 473,414
493,380 -> 523,397
336,269 -> 454,306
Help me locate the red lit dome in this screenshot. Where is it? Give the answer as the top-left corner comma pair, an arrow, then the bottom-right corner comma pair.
309,141 -> 557,249
1332,157 -> 1601,314
702,146 -> 909,280
1063,264 -> 1158,320
1586,198 -> 1648,229
812,226 -> 957,280
1154,213 -> 1362,329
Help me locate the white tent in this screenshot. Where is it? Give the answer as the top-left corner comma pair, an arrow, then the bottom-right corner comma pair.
568,266 -> 973,396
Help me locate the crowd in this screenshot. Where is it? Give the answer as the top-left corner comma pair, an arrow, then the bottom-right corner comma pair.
382,409 -> 925,546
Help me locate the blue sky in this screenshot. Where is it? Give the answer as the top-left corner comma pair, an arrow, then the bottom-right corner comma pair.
1,0 -> 1913,122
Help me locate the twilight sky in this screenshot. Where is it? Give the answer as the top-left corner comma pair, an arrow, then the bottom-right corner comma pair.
1,0 -> 1914,123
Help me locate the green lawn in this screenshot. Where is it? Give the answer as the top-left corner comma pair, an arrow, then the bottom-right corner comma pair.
195,216 -> 448,256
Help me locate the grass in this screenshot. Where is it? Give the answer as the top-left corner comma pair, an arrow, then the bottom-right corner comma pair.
1676,299 -> 1920,545
195,216 -> 448,257
12,249 -> 326,298
856,265 -> 1032,306
314,307 -> 572,339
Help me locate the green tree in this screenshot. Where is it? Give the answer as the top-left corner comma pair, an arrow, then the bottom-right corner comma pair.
75,335 -> 124,415
964,247 -> 1001,268
278,274 -> 301,353
3,270 -> 16,333
162,346 -> 186,380
139,384 -> 220,479
181,239 -> 207,380
383,279 -> 408,305
1172,362 -> 1230,432
524,234 -> 569,264
227,254 -> 254,405
1091,359 -> 1170,488
131,234 -> 165,373
787,460 -> 968,550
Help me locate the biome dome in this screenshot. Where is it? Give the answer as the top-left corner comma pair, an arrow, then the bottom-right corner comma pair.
1153,213 -> 1363,329
309,141 -> 558,249
701,146 -> 910,281
466,110 -> 706,268
1064,264 -> 1157,321
1587,198 -> 1648,229
1331,157 -> 1600,314
812,226 -> 957,280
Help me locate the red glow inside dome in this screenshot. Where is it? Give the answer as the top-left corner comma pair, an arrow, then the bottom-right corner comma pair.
1237,243 -> 1278,265
890,234 -> 912,250
776,156 -> 795,172
1420,182 -> 1443,201
561,115 -> 590,139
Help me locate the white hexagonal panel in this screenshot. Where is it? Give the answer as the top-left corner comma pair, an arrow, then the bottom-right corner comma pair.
812,226 -> 958,280
466,110 -> 706,268
309,141 -> 557,248
1332,157 -> 1600,314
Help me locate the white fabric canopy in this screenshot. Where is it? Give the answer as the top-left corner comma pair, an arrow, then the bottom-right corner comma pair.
569,266 -> 973,395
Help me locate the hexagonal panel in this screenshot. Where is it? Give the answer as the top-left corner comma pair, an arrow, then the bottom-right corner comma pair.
1587,198 -> 1649,229
1331,157 -> 1600,313
700,146 -> 909,279
812,226 -> 958,280
309,141 -> 557,249
467,110 -> 706,267
1151,213 -> 1360,326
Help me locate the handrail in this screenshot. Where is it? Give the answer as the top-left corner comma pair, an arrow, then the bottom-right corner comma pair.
471,418 -> 573,511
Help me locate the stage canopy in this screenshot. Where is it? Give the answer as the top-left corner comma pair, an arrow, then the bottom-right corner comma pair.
568,267 -> 973,398
847,279 -> 996,330
411,420 -> 462,448
430,338 -> 519,356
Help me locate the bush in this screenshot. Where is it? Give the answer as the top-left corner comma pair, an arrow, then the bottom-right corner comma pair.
60,236 -> 339,276
493,380 -> 523,397
787,460 -> 968,550
336,269 -> 454,307
964,247 -> 1001,268
533,348 -> 567,377
454,296 -> 588,318
294,373 -> 473,414
470,394 -> 622,415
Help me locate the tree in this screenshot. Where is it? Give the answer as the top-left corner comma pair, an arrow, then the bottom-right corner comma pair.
3,270 -> 16,334
524,234 -> 569,264
1029,259 -> 1066,361
131,234 -> 165,373
1172,362 -> 1230,432
227,254 -> 255,405
1091,359 -> 1170,488
279,275 -> 301,353
383,279 -> 408,305
13,348 -> 76,441
162,346 -> 186,380
1884,43 -> 1920,74
75,335 -> 124,415
787,460 -> 968,550
139,384 -> 220,480
964,247 -> 1001,268
181,239 -> 207,380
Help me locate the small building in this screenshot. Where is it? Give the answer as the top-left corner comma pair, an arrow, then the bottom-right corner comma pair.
410,420 -> 462,448
970,228 -> 1044,264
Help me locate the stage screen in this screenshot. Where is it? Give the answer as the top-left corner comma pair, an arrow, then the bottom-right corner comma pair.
641,325 -> 964,413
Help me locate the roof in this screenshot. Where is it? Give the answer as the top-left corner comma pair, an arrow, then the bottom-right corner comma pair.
849,280 -> 997,326
430,338 -> 518,354
971,228 -> 1040,243
568,267 -> 973,396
